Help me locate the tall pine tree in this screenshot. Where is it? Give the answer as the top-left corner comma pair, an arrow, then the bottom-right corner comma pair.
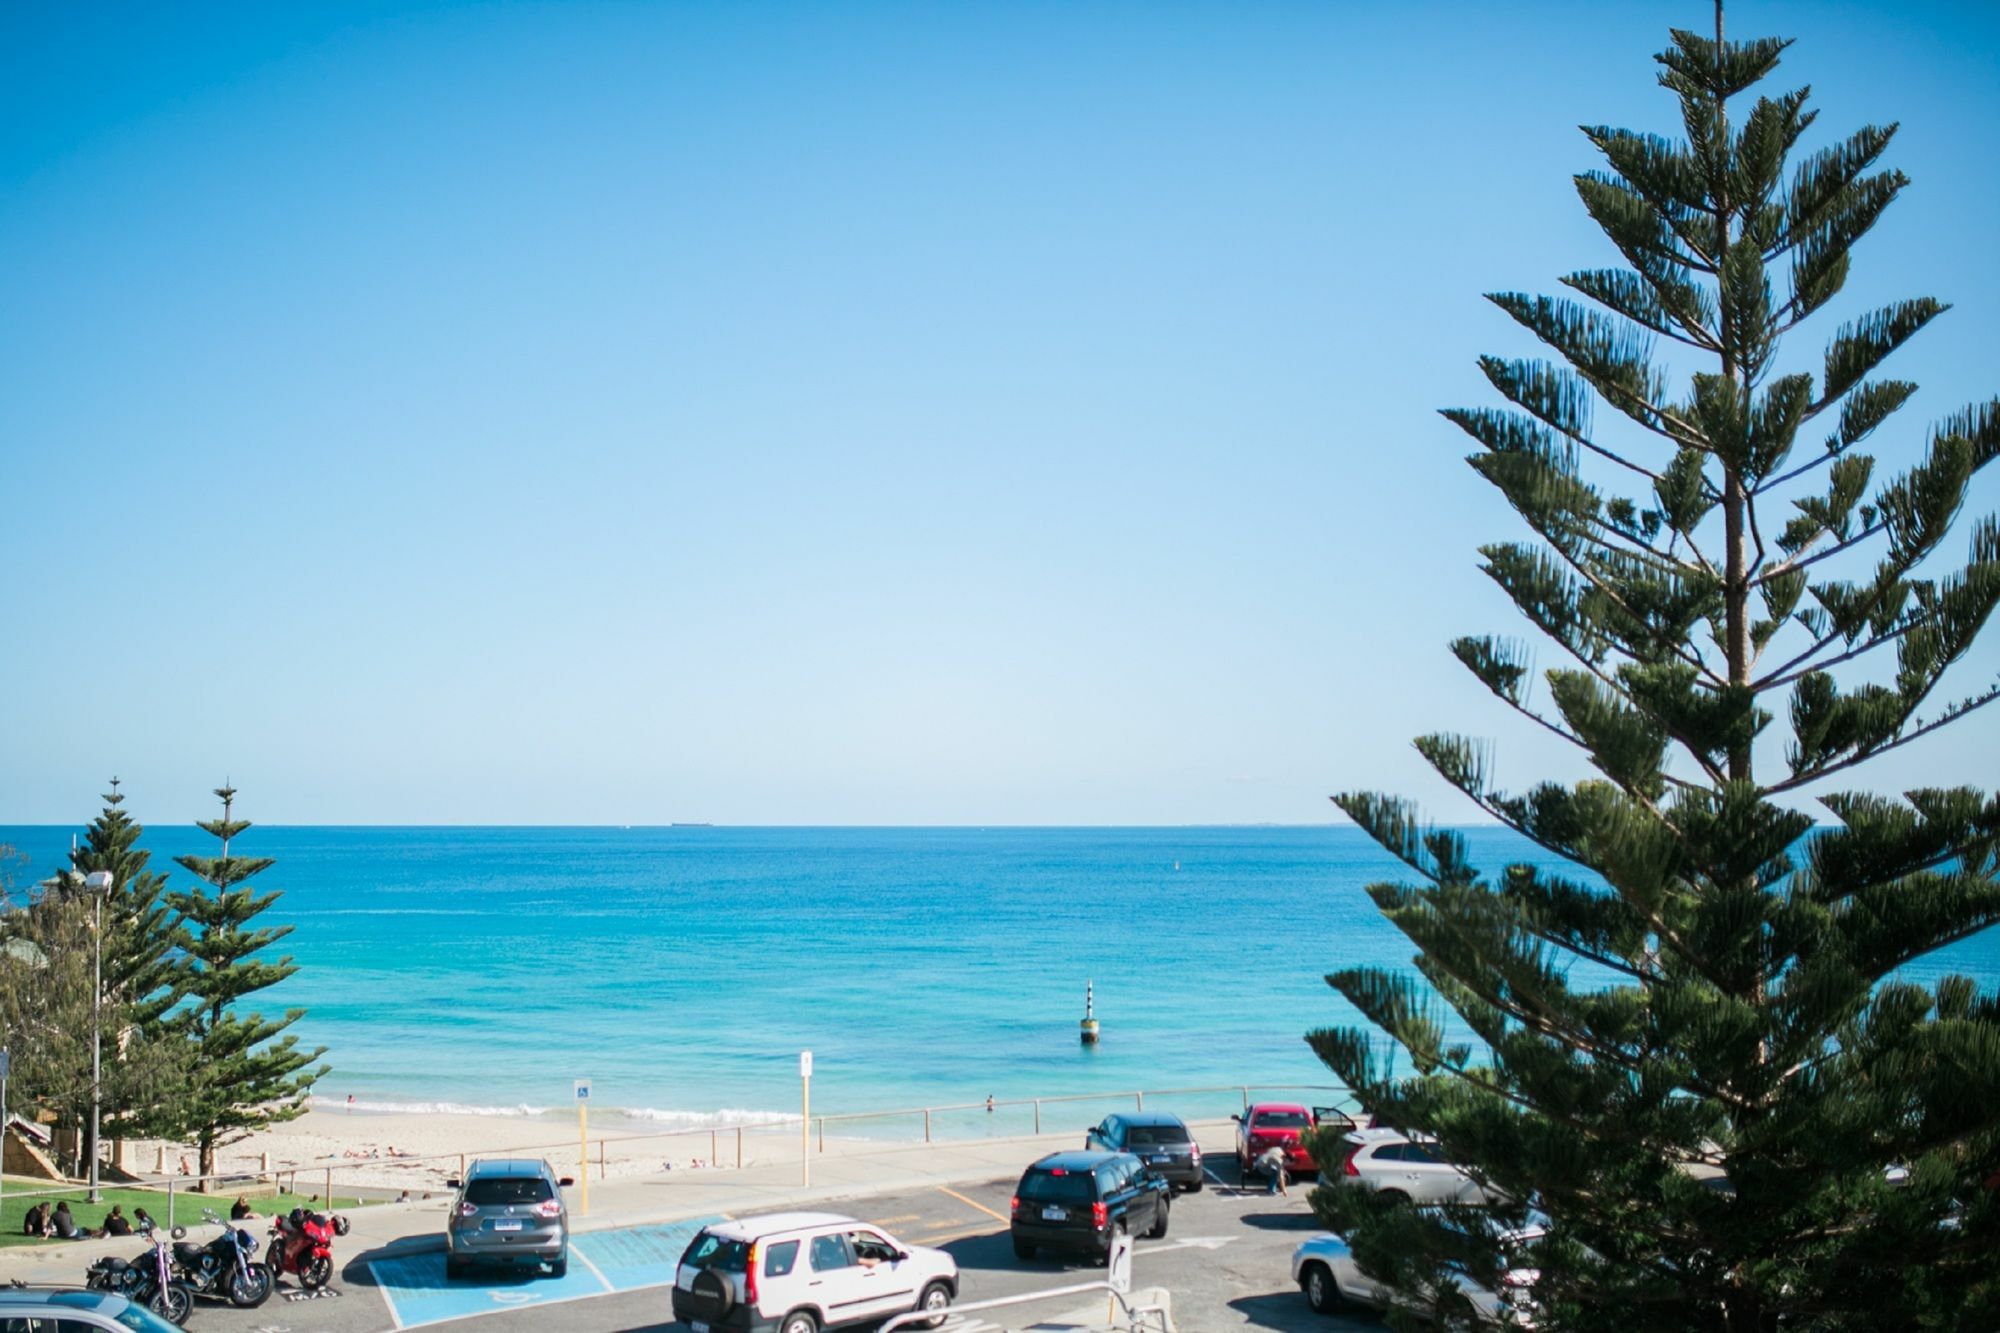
68,778 -> 193,1147
1310,7 -> 2000,1331
166,785 -> 326,1182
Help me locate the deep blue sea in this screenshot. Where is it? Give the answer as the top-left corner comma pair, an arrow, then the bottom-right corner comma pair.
3,825 -> 1995,1135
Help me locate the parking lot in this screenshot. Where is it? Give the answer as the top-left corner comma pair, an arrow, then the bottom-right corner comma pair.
137,1158 -> 1387,1333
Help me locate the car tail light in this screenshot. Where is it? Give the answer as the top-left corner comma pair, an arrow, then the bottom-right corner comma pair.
1091,1202 -> 1108,1229
457,1202 -> 479,1218
533,1201 -> 562,1219
1343,1150 -> 1360,1177
745,1243 -> 759,1308
1009,1196 -> 1021,1217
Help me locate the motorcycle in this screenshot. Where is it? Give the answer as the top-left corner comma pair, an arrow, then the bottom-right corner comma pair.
84,1220 -> 195,1325
266,1206 -> 350,1289
170,1207 -> 275,1307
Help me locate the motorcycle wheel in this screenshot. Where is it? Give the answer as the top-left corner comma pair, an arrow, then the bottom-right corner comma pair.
152,1283 -> 195,1326
232,1262 -> 275,1308
266,1239 -> 286,1273
302,1254 -> 333,1289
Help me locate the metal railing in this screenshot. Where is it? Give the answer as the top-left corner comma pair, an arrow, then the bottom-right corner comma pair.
878,1282 -> 1173,1333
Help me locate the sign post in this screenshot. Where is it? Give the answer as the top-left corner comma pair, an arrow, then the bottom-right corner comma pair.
799,1051 -> 813,1187
1107,1226 -> 1132,1322
573,1079 -> 592,1217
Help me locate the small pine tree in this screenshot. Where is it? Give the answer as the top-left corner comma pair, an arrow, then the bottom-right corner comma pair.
1310,6 -> 2000,1331
166,785 -> 327,1182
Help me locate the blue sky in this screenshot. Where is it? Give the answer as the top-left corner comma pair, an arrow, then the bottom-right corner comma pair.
4,1 -> 1998,825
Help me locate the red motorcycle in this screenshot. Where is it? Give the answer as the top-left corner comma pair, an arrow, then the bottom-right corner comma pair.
266,1208 -> 350,1289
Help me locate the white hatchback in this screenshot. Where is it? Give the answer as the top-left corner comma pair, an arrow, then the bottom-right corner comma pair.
670,1211 -> 957,1333
1334,1128 -> 1504,1205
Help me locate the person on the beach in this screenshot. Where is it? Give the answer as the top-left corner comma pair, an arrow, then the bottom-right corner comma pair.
22,1202 -> 51,1237
51,1202 -> 81,1239
230,1197 -> 254,1221
1257,1144 -> 1288,1197
985,1095 -> 995,1114
100,1206 -> 132,1238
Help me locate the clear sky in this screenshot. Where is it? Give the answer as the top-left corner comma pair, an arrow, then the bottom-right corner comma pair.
3,1 -> 1997,826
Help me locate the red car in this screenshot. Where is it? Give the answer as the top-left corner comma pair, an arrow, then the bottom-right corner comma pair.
1235,1103 -> 1355,1180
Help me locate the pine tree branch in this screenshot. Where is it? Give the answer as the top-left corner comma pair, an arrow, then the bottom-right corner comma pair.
1769,685 -> 2000,793
1752,519 -> 1885,588
1758,612 -> 1923,690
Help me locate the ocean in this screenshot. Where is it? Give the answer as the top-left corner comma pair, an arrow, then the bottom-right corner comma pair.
2,824 -> 1994,1135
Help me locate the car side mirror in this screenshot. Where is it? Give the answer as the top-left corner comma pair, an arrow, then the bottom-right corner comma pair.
445,1179 -> 461,1189
558,1177 -> 575,1188
1230,1114 -> 1242,1122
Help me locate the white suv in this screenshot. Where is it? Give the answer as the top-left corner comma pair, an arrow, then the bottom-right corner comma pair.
670,1211 -> 958,1333
1333,1128 -> 1503,1205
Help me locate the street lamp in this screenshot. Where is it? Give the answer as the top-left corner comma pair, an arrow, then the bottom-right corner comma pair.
79,869 -> 114,1203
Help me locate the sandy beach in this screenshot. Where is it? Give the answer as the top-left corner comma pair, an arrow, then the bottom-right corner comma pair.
116,1105 -> 806,1195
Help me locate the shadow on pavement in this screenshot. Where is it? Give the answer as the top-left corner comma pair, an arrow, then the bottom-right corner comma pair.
1229,1290 -> 1381,1332
1236,1209 -> 1319,1232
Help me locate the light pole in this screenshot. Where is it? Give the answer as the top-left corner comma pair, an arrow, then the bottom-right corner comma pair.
80,869 -> 114,1203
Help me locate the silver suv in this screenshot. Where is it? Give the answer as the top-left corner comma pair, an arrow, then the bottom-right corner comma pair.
670,1211 -> 957,1333
444,1157 -> 574,1279
0,1287 -> 184,1332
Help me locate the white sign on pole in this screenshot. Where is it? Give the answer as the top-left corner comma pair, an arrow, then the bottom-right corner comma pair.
574,1079 -> 592,1102
1108,1230 -> 1133,1294
800,1051 -> 813,1079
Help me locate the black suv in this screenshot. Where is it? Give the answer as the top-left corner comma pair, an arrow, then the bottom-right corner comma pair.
1085,1112 -> 1203,1192
1009,1151 -> 1170,1262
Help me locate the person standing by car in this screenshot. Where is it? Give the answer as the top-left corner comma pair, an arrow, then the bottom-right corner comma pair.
1259,1143 -> 1289,1197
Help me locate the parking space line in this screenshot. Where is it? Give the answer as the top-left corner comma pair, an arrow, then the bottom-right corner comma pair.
937,1186 -> 1008,1223
571,1245 -> 613,1290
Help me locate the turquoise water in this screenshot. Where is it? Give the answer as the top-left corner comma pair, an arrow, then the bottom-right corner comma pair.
3,825 -> 1994,1130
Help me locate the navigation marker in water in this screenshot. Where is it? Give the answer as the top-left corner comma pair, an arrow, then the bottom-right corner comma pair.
1080,980 -> 1100,1045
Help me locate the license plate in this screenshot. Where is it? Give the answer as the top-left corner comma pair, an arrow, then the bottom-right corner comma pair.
691,1323 -> 710,1333
1150,1155 -> 1170,1164
493,1220 -> 523,1232
1041,1205 -> 1066,1220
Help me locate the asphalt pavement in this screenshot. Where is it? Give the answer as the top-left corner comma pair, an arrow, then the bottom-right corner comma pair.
106,1157 -> 1386,1333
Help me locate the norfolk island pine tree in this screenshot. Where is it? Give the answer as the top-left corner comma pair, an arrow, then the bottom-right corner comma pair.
1307,7 -> 2000,1332
165,785 -> 327,1183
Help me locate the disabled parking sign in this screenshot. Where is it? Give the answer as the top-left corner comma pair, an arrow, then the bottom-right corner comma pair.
574,1078 -> 591,1102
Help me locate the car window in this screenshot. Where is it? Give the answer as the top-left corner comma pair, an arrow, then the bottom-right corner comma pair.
1019,1169 -> 1094,1202
465,1177 -> 554,1206
848,1231 -> 898,1263
1252,1110 -> 1312,1129
680,1231 -> 750,1273
763,1240 -> 800,1277
1370,1143 -> 1404,1163
1403,1143 -> 1442,1165
809,1233 -> 852,1271
1126,1125 -> 1189,1147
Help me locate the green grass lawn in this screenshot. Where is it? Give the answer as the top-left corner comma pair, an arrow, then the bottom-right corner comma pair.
0,1179 -> 372,1249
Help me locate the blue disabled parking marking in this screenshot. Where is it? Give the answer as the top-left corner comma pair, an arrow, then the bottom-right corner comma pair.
572,1217 -> 720,1292
370,1216 -> 723,1329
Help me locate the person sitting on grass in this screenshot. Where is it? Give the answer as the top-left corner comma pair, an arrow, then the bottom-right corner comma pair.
230,1197 -> 254,1221
21,1202 -> 52,1237
50,1202 -> 82,1239
131,1207 -> 154,1234
99,1205 -> 132,1238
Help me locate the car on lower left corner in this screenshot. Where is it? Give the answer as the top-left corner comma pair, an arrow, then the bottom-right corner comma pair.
444,1156 -> 574,1279
0,1287 -> 186,1332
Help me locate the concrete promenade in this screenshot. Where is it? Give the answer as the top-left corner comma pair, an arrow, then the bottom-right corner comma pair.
0,1120 -> 1242,1290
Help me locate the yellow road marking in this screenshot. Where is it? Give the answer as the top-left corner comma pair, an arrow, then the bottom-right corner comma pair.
868,1213 -> 922,1225
938,1186 -> 1009,1223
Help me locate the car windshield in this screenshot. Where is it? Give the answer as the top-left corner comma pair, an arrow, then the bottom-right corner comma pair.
465,1177 -> 553,1206
1126,1125 -> 1190,1147
1019,1170 -> 1096,1202
1254,1111 -> 1311,1129
680,1231 -> 751,1273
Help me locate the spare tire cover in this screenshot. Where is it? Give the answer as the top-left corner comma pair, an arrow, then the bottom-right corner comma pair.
690,1267 -> 735,1317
